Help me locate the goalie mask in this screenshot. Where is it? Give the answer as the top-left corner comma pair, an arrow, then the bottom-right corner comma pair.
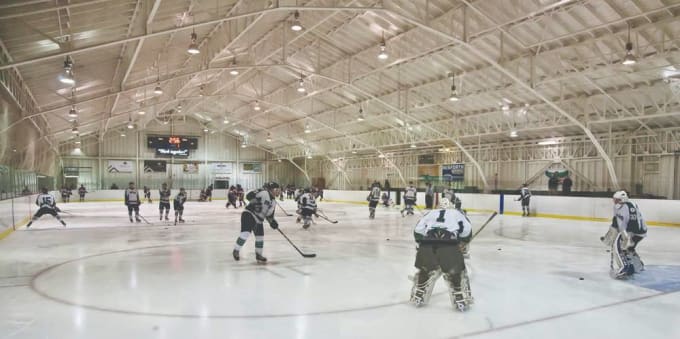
439,198 -> 452,209
613,190 -> 629,204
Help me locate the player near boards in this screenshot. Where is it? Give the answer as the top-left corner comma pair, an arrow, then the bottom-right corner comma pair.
236,184 -> 245,207
60,186 -> 72,203
159,183 -> 171,221
173,188 -> 187,225
299,188 -> 318,229
366,182 -> 381,219
124,182 -> 142,223
410,198 -> 473,312
601,191 -> 647,279
27,187 -> 66,227
232,182 -> 281,263
401,182 -> 417,217
226,186 -> 238,209
143,185 -> 152,203
516,184 -> 531,216
78,184 -> 87,202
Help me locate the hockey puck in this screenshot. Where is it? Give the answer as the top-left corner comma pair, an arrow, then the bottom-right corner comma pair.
386,238 -> 390,241
579,277 -> 584,280
497,248 -> 502,251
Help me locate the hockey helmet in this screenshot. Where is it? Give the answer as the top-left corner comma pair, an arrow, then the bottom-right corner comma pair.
41,187 -> 48,194
264,181 -> 280,190
439,198 -> 451,209
179,187 -> 186,192
613,190 -> 629,203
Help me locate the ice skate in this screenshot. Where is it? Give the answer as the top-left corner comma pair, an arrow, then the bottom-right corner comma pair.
135,216 -> 141,223
174,218 -> 177,226
26,221 -> 33,228
165,215 -> 169,221
129,217 -> 133,222
232,250 -> 240,261
400,210 -> 405,217
255,253 -> 267,264
159,215 -> 163,220
179,218 -> 185,223
453,293 -> 468,312
60,220 -> 66,227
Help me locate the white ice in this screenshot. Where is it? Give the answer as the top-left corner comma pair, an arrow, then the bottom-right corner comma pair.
1,199 -> 679,339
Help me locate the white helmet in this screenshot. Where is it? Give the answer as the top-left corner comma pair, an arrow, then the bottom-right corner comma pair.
613,190 -> 629,203
439,198 -> 451,209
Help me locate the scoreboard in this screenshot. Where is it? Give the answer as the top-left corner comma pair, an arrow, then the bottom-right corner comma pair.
147,136 -> 198,150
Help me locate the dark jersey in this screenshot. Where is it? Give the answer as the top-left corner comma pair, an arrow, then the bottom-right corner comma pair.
159,189 -> 171,204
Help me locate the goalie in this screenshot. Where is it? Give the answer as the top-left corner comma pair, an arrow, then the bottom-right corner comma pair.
410,198 -> 473,312
601,190 -> 647,279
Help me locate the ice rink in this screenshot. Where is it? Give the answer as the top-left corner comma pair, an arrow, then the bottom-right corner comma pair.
1,199 -> 679,339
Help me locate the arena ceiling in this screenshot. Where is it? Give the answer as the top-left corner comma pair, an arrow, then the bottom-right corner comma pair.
1,0 -> 680,165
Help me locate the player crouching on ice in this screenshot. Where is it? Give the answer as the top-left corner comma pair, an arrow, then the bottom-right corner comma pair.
410,198 -> 473,312
232,182 -> 280,263
601,190 -> 647,279
27,187 -> 67,227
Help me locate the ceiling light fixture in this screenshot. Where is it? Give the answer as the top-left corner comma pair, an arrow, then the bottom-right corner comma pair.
410,143 -> 417,148
229,58 -> 239,75
187,29 -> 200,55
297,74 -> 306,93
266,133 -> 272,142
378,153 -> 386,158
154,83 -> 163,95
241,141 -> 247,148
290,10 -> 303,31
203,127 -> 209,133
127,118 -> 134,129
377,32 -> 388,60
120,132 -> 126,137
59,56 -> 75,85
622,23 -> 637,65
449,73 -> 459,102
538,139 -> 559,145
304,123 -> 311,133
253,101 -> 261,111
357,107 -> 365,121
223,117 -> 229,124
510,130 -> 518,138
68,105 -> 78,118
71,126 -> 79,134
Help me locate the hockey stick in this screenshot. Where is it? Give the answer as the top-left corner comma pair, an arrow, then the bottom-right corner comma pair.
277,228 -> 316,258
316,210 -> 339,224
471,211 -> 498,240
138,214 -> 152,225
276,202 -> 294,217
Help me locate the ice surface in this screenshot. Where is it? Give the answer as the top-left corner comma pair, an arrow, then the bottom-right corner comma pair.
0,199 -> 679,339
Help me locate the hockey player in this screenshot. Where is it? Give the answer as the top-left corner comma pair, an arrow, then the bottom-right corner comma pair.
601,191 -> 647,279
226,186 -> 238,209
60,186 -> 71,203
143,186 -> 152,203
232,182 -> 280,263
443,187 -> 462,210
299,188 -> 318,229
159,183 -> 171,221
124,182 -> 142,223
367,184 -> 381,219
78,184 -> 87,202
236,184 -> 245,207
516,184 -> 531,216
410,198 -> 472,312
401,182 -> 417,217
26,187 -> 66,227
173,187 -> 187,225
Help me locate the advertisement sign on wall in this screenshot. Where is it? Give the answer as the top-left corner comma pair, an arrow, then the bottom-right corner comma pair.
242,163 -> 262,173
183,163 -> 199,174
212,163 -> 233,174
107,160 -> 133,173
442,163 -> 465,182
144,160 -> 167,173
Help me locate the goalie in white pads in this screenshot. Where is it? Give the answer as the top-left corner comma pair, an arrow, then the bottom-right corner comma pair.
410,198 -> 473,312
601,190 -> 647,279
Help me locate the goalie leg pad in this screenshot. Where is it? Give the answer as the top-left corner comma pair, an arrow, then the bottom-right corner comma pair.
444,269 -> 473,311
611,232 -> 634,279
410,269 -> 441,307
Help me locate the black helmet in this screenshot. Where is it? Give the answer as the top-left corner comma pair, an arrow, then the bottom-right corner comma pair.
41,187 -> 48,194
264,181 -> 280,190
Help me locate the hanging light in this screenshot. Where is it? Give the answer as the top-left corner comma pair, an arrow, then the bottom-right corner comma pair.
253,101 -> 261,111
120,132 -> 126,137
378,153 -> 386,158
154,82 -> 163,95
68,105 -> 78,118
59,56 -> 75,85
297,75 -> 306,93
223,117 -> 229,124
71,126 -> 79,134
410,143 -> 417,148
137,107 -> 145,115
357,107 -> 365,121
241,140 -> 247,148
75,139 -> 81,145
229,59 -> 239,75
377,32 -> 388,60
266,133 -> 272,142
307,154 -> 312,159
449,74 -> 459,102
127,118 -> 134,129
290,11 -> 303,31
622,23 -> 637,65
304,123 -> 311,133
510,130 -> 518,138
187,30 -> 200,55
203,127 -> 209,133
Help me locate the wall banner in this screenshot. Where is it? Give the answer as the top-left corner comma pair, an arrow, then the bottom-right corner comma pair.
442,163 -> 465,182
212,163 -> 233,174
183,163 -> 199,174
107,160 -> 133,173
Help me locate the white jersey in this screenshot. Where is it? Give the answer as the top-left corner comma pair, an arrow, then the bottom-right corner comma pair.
35,193 -> 57,209
404,186 -> 417,199
246,189 -> 276,223
300,192 -> 317,212
125,188 -> 140,205
414,208 -> 472,242
442,188 -> 455,202
520,187 -> 531,201
613,201 -> 647,237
